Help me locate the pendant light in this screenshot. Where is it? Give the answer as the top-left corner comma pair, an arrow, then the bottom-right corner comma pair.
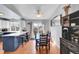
36,9 -> 42,17
36,6 -> 43,17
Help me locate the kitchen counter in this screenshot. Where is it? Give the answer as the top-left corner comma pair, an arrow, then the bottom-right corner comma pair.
2,31 -> 27,52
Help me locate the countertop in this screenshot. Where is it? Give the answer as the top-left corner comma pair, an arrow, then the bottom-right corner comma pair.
2,32 -> 27,37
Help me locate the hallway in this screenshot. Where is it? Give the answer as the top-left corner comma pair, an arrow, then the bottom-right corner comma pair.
0,40 -> 60,54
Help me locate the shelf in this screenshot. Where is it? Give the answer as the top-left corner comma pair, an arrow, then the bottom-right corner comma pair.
61,38 -> 79,54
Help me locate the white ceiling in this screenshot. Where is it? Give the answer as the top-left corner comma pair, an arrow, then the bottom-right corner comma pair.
0,4 -> 21,19
4,4 -> 61,20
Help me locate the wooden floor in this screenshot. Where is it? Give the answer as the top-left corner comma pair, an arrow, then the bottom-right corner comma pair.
0,40 -> 60,54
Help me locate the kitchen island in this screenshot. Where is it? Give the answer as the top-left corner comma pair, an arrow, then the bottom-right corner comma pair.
2,32 -> 27,52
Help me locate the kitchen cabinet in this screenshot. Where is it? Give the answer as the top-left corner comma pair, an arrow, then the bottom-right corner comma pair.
2,32 -> 27,52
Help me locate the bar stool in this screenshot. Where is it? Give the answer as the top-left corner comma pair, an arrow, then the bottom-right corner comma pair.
21,35 -> 26,45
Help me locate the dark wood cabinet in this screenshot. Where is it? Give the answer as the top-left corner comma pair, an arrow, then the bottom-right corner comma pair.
60,38 -> 79,54
61,10 -> 79,54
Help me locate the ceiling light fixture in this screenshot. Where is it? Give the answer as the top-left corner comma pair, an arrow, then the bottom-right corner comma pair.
0,12 -> 4,16
36,9 -> 42,17
36,6 -> 43,17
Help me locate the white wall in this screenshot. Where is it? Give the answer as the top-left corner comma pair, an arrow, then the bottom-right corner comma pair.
42,20 -> 50,33
51,26 -> 62,48
69,4 -> 79,14
50,16 -> 62,48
